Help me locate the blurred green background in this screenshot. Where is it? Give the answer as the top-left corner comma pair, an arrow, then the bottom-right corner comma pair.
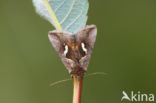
0,0 -> 156,103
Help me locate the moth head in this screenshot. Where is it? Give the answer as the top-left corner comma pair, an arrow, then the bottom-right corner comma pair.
48,25 -> 97,77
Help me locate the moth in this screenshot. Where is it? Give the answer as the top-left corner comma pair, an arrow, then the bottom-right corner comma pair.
48,25 -> 97,80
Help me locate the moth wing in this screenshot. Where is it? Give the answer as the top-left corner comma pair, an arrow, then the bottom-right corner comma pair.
76,25 -> 97,52
76,25 -> 97,71
48,30 -> 73,54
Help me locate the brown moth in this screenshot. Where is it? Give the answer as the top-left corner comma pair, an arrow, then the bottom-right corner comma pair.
48,25 -> 97,79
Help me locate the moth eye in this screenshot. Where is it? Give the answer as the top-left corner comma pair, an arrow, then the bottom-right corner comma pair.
64,45 -> 68,56
81,43 -> 87,54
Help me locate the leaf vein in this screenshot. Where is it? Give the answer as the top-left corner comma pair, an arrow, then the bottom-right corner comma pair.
60,0 -> 76,24
64,1 -> 87,31
54,0 -> 67,13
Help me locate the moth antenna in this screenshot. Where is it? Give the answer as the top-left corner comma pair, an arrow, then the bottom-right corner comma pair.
50,72 -> 107,87
50,78 -> 72,87
85,72 -> 107,78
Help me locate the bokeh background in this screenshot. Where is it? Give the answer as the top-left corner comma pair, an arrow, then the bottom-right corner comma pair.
0,0 -> 156,103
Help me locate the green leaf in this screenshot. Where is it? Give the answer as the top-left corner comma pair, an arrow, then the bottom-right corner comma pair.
33,0 -> 89,33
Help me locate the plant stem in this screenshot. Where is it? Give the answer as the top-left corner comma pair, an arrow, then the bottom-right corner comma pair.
73,76 -> 83,103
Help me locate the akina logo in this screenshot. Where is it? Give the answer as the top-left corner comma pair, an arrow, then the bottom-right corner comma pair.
121,91 -> 155,102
